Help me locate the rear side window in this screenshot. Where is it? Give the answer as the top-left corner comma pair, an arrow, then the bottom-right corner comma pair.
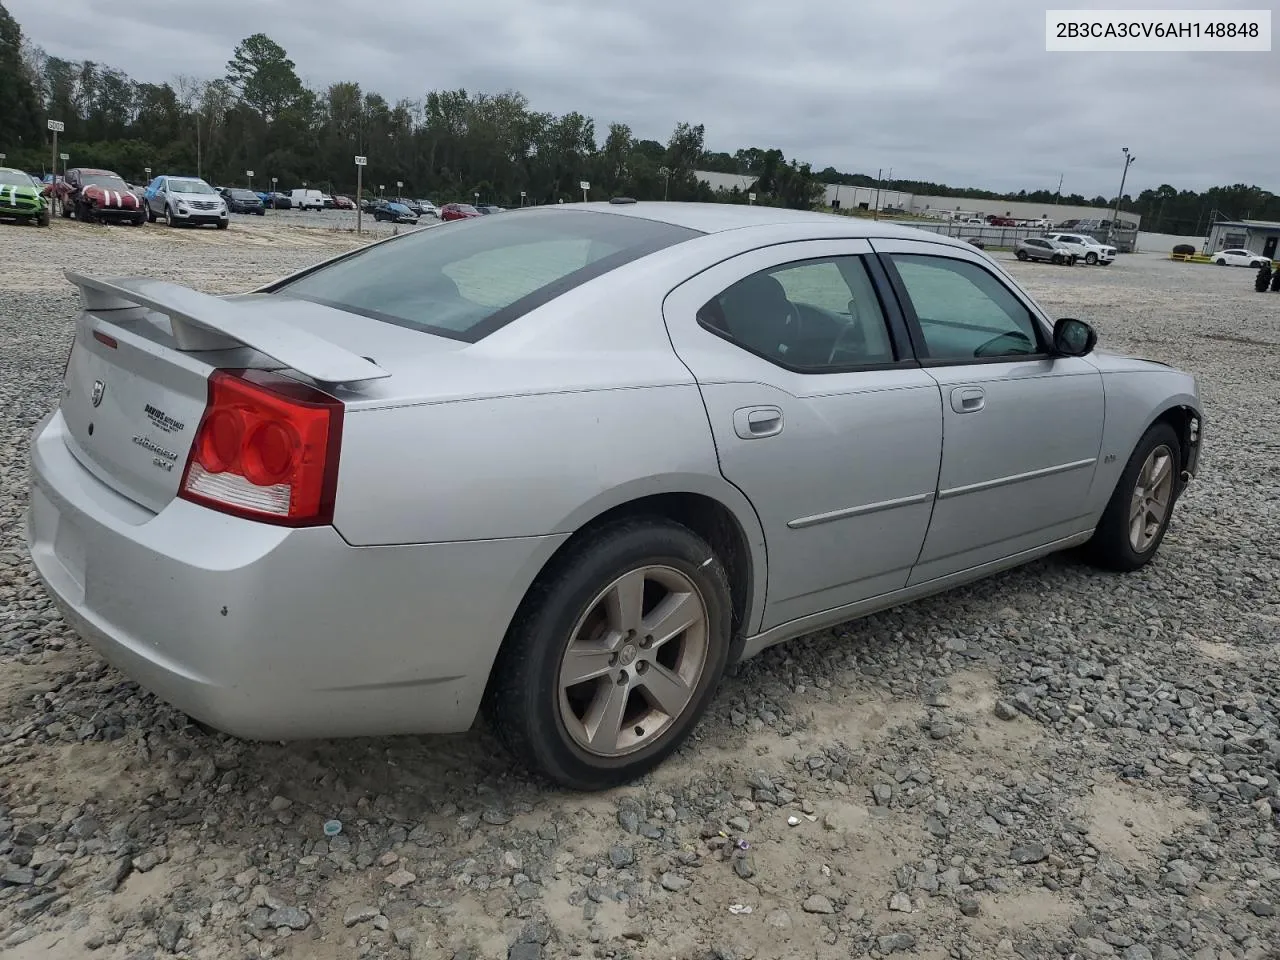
270,209 -> 700,342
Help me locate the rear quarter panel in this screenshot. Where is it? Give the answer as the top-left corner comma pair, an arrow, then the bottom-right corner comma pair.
329,251 -> 771,628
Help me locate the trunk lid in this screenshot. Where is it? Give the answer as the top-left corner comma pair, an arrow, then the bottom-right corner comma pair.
58,272 -> 396,514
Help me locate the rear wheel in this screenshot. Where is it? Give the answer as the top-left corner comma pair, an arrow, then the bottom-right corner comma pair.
484,518 -> 732,790
1216,258 -> 1227,265
147,206 -> 157,223
1087,422 -> 1182,572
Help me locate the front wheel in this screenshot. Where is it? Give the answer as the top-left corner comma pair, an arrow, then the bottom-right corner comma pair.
167,207 -> 181,227
216,220 -> 229,230
36,209 -> 50,227
1085,252 -> 1098,265
484,518 -> 732,790
1086,421 -> 1182,572
1015,249 -> 1028,261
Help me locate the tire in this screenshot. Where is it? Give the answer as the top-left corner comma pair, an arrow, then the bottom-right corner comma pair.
216,220 -> 228,230
75,200 -> 90,223
147,206 -> 156,223
167,206 -> 180,227
1216,258 -> 1227,265
36,209 -> 50,227
1015,249 -> 1028,261
1086,421 -> 1182,572
1085,252 -> 1098,265
1051,254 -> 1062,265
484,518 -> 733,790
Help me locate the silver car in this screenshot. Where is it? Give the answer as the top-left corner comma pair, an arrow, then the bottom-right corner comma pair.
25,202 -> 1203,790
1015,236 -> 1077,264
143,175 -> 229,229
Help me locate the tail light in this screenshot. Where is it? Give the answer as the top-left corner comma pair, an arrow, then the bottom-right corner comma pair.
179,369 -> 344,527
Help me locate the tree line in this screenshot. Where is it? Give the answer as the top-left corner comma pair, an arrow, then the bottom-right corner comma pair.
1,2 -> 1274,231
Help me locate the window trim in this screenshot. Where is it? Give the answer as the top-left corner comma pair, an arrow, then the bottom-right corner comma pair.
694,253 -> 920,376
877,251 -> 1054,367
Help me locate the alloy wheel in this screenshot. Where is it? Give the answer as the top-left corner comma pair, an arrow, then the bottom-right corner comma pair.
557,565 -> 710,757
1129,444 -> 1175,552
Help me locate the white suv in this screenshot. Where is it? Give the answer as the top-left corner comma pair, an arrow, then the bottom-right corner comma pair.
1046,233 -> 1116,265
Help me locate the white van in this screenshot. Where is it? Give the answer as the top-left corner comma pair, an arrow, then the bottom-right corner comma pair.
290,189 -> 324,211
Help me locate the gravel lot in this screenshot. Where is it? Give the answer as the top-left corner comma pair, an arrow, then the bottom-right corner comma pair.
1,217 -> 1278,960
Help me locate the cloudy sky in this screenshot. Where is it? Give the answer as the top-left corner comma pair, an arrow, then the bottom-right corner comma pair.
7,0 -> 1276,196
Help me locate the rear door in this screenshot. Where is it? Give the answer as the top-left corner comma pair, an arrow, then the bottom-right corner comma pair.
662,239 -> 943,632
873,239 -> 1104,583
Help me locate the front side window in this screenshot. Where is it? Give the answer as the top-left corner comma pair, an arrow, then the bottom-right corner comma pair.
888,254 -> 1043,362
271,209 -> 700,342
697,256 -> 896,371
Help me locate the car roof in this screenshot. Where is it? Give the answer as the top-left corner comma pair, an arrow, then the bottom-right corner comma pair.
548,201 -> 980,249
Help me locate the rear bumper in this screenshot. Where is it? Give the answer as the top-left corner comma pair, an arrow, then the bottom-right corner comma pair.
26,409 -> 567,740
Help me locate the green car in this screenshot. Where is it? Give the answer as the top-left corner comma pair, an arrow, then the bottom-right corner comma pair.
0,167 -> 51,226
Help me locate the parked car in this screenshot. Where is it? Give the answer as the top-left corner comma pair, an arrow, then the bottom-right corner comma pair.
221,188 -> 266,215
0,166 -> 51,227
262,192 -> 292,210
391,197 -> 424,215
1014,236 -> 1077,265
54,168 -> 146,226
27,203 -> 1203,790
477,205 -> 506,215
1212,248 -> 1270,268
415,200 -> 440,217
440,202 -> 482,221
144,176 -> 229,229
1046,233 -> 1116,266
372,200 -> 419,224
290,189 -> 325,211
333,195 -> 356,210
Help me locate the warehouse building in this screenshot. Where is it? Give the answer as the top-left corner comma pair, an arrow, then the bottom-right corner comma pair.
1204,219 -> 1280,261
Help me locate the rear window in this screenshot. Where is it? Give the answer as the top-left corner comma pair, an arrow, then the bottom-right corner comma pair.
269,209 -> 701,342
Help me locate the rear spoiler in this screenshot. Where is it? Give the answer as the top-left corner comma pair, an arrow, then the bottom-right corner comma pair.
65,271 -> 390,386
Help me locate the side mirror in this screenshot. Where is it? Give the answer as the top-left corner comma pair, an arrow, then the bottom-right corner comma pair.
1053,317 -> 1096,357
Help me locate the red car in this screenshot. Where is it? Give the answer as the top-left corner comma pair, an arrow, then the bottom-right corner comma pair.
333,195 -> 356,210
53,168 -> 145,226
440,202 -> 482,221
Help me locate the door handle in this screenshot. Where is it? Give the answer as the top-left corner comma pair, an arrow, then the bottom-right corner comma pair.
950,386 -> 986,414
733,405 -> 783,439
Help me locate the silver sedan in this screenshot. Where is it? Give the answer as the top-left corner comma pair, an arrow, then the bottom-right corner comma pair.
25,201 -> 1203,789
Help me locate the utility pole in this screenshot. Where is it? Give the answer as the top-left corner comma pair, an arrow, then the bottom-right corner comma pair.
1056,174 -> 1063,203
874,168 -> 882,220
1109,147 -> 1135,245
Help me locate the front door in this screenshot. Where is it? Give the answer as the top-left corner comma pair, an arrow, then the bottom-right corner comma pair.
662,240 -> 944,632
872,239 -> 1105,584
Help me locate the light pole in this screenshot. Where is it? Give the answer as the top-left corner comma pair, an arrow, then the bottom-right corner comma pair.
246,169 -> 254,192
271,176 -> 278,208
1110,147 -> 1135,245
658,166 -> 670,201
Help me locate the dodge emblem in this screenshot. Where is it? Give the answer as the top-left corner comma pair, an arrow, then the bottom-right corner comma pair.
91,379 -> 106,408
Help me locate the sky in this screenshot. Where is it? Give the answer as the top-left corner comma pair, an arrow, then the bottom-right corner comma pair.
7,0 -> 1277,197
